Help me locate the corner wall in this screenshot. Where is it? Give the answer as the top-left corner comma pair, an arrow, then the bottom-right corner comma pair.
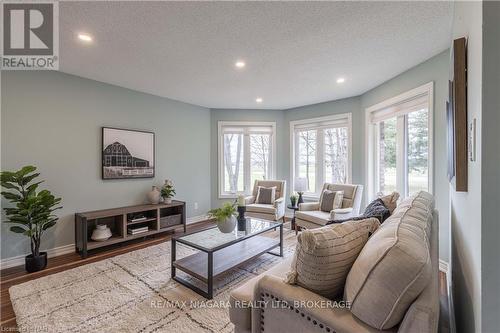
481,1 -> 500,331
450,1 -> 483,332
361,50 -> 451,262
1,71 -> 211,260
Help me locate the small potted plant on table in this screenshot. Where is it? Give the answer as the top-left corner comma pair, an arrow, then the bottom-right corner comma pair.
1,166 -> 62,273
207,202 -> 237,233
161,179 -> 176,204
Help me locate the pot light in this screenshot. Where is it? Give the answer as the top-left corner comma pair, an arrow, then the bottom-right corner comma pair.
256,97 -> 263,103
336,77 -> 346,84
78,33 -> 93,42
235,61 -> 246,68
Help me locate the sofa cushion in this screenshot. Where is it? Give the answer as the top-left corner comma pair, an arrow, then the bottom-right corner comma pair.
295,210 -> 331,226
285,218 -> 380,299
319,190 -> 343,212
344,191 -> 434,330
246,203 -> 276,214
256,186 -> 276,204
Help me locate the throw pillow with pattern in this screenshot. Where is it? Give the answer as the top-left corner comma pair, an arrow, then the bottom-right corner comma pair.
255,186 -> 276,204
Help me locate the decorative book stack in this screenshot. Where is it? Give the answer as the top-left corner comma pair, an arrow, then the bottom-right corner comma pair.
127,226 -> 149,235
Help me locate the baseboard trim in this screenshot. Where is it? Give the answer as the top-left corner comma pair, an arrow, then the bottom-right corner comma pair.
187,214 -> 211,224
439,259 -> 449,274
1,215 -> 211,270
0,244 -> 75,270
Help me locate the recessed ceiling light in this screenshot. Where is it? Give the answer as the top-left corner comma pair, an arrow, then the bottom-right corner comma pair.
235,61 -> 246,68
78,33 -> 93,42
336,77 -> 346,84
256,97 -> 263,103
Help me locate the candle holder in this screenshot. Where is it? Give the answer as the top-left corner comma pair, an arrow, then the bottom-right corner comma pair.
237,206 -> 247,231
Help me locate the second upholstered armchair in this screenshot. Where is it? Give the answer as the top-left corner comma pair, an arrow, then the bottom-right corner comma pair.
295,183 -> 363,231
244,180 -> 286,222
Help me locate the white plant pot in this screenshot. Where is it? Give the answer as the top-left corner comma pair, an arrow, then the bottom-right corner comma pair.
164,197 -> 172,204
217,216 -> 236,233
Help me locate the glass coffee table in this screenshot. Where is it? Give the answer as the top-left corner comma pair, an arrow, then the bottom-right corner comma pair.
171,217 -> 283,299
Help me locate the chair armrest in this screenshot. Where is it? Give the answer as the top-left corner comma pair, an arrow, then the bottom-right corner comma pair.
273,197 -> 284,207
252,275 -> 379,333
298,202 -> 320,211
330,207 -> 354,220
245,196 -> 255,205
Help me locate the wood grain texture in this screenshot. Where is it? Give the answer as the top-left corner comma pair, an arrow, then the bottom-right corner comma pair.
174,236 -> 279,281
0,219 -> 213,329
453,37 -> 468,192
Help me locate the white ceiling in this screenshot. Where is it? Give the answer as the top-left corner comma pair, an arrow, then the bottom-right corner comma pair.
60,1 -> 453,109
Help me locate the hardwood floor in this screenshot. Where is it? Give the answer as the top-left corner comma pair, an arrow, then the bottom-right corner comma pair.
0,220 -> 214,330
1,219 -> 451,332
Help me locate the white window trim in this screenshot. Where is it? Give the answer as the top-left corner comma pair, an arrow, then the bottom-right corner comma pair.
290,113 -> 353,200
365,82 -> 434,204
218,121 -> 277,199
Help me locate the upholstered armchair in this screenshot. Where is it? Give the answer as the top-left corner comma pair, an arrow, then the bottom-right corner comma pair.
244,180 -> 286,222
295,183 -> 363,231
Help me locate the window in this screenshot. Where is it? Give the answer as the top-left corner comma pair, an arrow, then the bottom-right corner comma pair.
291,114 -> 352,197
367,83 -> 433,201
218,122 -> 276,197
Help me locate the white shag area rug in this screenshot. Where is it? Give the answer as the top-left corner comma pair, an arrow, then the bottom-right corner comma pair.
9,229 -> 296,333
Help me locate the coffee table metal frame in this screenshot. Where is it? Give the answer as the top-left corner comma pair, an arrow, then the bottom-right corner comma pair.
171,220 -> 283,299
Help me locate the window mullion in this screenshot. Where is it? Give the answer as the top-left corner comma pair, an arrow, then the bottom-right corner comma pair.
317,129 -> 325,194
243,134 -> 251,193
396,116 -> 406,197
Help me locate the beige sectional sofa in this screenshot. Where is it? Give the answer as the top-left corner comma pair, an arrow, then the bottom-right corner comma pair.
229,191 -> 439,333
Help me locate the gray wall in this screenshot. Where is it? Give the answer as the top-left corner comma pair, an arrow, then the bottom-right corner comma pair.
1,71 -> 211,259
481,1 -> 500,331
361,50 -> 451,262
450,1 -> 483,332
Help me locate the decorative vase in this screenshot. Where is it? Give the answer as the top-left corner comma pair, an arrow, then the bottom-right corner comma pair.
25,252 -> 47,273
164,197 -> 172,204
217,215 -> 237,233
148,186 -> 161,204
91,224 -> 112,241
237,206 -> 247,231
290,197 -> 298,207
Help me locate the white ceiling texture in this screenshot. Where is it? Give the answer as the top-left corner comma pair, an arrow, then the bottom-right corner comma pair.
60,1 -> 453,109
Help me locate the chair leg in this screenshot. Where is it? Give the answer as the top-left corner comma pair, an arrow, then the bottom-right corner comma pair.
282,216 -> 286,224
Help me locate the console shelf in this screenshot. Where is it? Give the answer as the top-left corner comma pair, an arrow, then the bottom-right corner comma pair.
75,200 -> 186,258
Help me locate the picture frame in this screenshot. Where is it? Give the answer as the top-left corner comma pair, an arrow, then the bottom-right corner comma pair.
102,127 -> 155,179
447,37 -> 468,192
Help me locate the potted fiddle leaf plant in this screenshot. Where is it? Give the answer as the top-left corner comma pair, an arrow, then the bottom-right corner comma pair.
1,166 -> 62,273
207,201 -> 237,233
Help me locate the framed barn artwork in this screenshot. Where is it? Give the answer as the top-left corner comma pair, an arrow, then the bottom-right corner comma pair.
102,127 -> 155,179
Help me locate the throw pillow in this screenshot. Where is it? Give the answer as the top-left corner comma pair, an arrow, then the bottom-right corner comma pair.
255,186 -> 276,204
319,190 -> 344,212
363,198 -> 391,223
285,218 -> 380,299
327,198 -> 390,225
378,191 -> 400,213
